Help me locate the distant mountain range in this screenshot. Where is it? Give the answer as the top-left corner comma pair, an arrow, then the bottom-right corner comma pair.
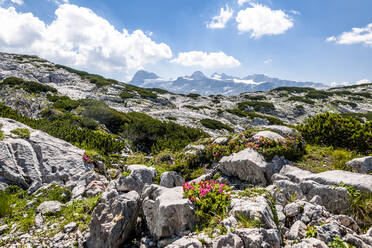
129,70 -> 327,95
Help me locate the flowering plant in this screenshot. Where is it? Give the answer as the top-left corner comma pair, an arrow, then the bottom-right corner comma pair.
83,153 -> 94,163
183,181 -> 231,225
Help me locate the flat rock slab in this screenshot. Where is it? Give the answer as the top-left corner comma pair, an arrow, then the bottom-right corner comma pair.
253,131 -> 284,142
280,165 -> 372,193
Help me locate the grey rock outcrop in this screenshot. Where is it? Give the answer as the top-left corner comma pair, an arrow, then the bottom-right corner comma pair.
116,164 -> 156,193
346,156 -> 372,174
219,148 -> 268,185
232,228 -> 281,248
253,131 -> 284,142
0,118 -> 94,193
86,189 -> 140,248
36,201 -> 62,215
160,171 -> 185,188
165,237 -> 203,248
142,185 -> 197,239
280,165 -> 372,193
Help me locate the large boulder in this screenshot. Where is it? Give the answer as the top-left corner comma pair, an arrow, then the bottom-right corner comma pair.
253,131 -> 284,142
262,125 -> 299,137
0,118 -> 94,193
142,185 -> 198,239
219,148 -> 268,185
116,164 -> 156,193
165,237 -> 203,248
160,171 -> 185,188
36,201 -> 62,215
280,165 -> 372,193
229,196 -> 277,229
85,189 -> 141,248
346,156 -> 372,174
211,233 -> 244,248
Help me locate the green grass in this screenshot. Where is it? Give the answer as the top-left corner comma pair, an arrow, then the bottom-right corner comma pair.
294,145 -> 360,173
10,128 -> 30,139
236,214 -> 262,228
200,119 -> 233,132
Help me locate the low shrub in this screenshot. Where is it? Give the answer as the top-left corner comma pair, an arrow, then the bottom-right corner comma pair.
328,237 -> 354,248
243,95 -> 266,101
237,101 -> 275,112
297,113 -> 372,154
272,87 -> 314,93
226,109 -> 284,125
305,226 -> 318,238
1,77 -> 57,94
124,85 -> 158,99
287,96 -> 315,105
10,128 -> 30,139
186,93 -> 201,99
200,119 -> 233,132
331,100 -> 357,108
305,90 -> 333,99
183,181 -> 231,229
119,92 -> 136,99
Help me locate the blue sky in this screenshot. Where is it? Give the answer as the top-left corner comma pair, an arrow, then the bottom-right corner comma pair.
0,0 -> 371,85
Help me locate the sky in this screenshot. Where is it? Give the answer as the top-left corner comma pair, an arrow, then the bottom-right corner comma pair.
0,0 -> 371,86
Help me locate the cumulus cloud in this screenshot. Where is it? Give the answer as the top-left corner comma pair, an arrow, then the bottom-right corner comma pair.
207,5 -> 233,29
326,23 -> 372,47
172,51 -> 241,69
236,3 -> 294,38
0,4 -> 172,73
237,0 -> 250,6
10,0 -> 23,4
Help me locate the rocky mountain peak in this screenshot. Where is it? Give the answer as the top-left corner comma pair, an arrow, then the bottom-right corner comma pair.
190,71 -> 207,80
130,70 -> 159,84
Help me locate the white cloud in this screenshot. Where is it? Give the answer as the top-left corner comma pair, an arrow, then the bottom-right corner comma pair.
0,4 -> 172,74
0,0 -> 24,5
172,51 -> 241,69
326,23 -> 372,46
355,79 -> 371,85
264,58 -> 272,64
10,0 -> 23,4
236,3 -> 294,38
207,5 -> 233,29
237,0 -> 250,6
326,36 -> 336,42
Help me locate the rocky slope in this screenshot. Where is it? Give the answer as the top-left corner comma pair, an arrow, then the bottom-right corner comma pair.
0,52 -> 371,137
0,120 -> 371,247
0,52 -> 371,248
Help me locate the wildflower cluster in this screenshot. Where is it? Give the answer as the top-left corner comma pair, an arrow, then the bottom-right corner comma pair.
203,130 -> 305,162
83,153 -> 94,163
183,181 -> 231,227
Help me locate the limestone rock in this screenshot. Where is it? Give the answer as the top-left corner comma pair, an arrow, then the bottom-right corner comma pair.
346,156 -> 372,174
219,148 -> 267,185
116,164 -> 156,193
230,196 -> 277,229
36,201 -> 62,215
253,131 -> 284,142
165,237 -> 203,248
86,189 -> 140,248
212,233 -> 243,248
233,228 -> 281,248
160,171 -> 185,188
142,185 -> 197,239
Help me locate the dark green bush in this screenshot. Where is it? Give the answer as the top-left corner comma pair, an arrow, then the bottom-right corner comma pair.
124,85 -> 158,99
237,101 -> 275,112
287,96 -> 315,105
340,112 -> 372,122
331,100 -> 357,108
243,95 -> 266,101
122,112 -> 207,153
1,77 -> 57,94
119,92 -> 136,99
186,93 -> 201,99
0,102 -> 126,154
297,113 -> 372,154
226,109 -> 284,125
10,128 -> 30,139
354,92 -> 371,98
55,65 -> 116,88
272,87 -> 314,93
200,119 -> 233,132
305,90 -> 333,99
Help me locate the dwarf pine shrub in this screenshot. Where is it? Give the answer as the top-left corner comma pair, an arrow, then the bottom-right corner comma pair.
297,113 -> 372,154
